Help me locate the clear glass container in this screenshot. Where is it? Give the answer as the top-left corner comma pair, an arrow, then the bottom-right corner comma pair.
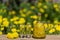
25,23 -> 32,38
20,24 -> 25,38
33,13 -> 46,39
33,21 -> 46,39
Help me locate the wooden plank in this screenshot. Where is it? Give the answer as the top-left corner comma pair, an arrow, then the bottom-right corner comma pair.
0,35 -> 60,40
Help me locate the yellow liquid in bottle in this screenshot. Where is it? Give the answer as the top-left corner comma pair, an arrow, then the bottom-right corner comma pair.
33,22 -> 46,39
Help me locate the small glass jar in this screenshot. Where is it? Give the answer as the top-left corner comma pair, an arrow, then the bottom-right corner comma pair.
25,23 -> 32,38
20,24 -> 25,38
33,21 -> 46,39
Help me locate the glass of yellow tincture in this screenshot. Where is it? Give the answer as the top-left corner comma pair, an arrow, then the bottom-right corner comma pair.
32,15 -> 46,39
33,21 -> 46,39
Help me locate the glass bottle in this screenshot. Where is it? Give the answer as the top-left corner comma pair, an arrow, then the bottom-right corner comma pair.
26,23 -> 32,38
20,24 -> 25,38
33,13 -> 46,39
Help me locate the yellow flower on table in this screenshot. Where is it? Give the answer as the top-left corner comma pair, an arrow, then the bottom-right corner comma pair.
49,28 -> 55,33
0,31 -> 2,35
7,33 -> 14,39
7,32 -> 18,39
12,32 -> 19,38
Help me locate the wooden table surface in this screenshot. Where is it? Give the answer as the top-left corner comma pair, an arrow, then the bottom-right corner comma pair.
0,35 -> 60,40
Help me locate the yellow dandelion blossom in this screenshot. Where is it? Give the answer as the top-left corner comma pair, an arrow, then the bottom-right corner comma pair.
44,23 -> 48,29
19,18 -> 25,24
55,8 -> 59,12
38,2 -> 42,8
43,5 -> 48,9
0,9 -> 3,13
23,8 -> 27,12
54,20 -> 58,24
11,28 -> 17,32
11,11 -> 16,15
10,19 -> 14,22
33,20 -> 37,25
49,28 -> 55,33
19,10 -> 23,14
7,33 -> 14,39
26,11 -> 32,15
20,24 -> 25,30
14,21 -> 19,25
55,25 -> 60,31
12,32 -> 19,38
0,31 -> 2,35
3,9 -> 6,13
0,16 -> 2,24
3,21 -> 9,27
17,30 -> 20,32
45,14 -> 48,18
9,11 -> 11,15
48,24 -> 53,29
12,16 -> 19,21
3,18 -> 8,21
53,4 -> 58,8
1,27 -> 4,31
31,28 -> 33,31
31,6 -> 35,9
30,15 -> 38,19
39,8 -> 45,13
21,13 -> 26,17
